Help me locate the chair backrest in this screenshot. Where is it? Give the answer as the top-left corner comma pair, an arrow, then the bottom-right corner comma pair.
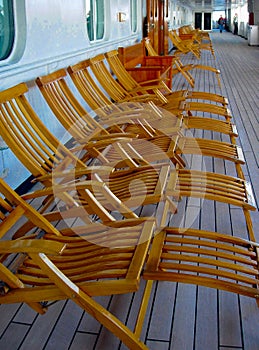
104,50 -> 141,92
0,83 -> 83,184
67,60 -> 120,116
168,30 -> 187,50
36,68 -> 109,142
89,53 -> 132,103
143,37 -> 159,56
169,30 -> 200,59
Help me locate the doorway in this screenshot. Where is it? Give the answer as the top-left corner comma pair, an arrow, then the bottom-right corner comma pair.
195,12 -> 202,29
195,12 -> 212,30
204,13 -> 212,30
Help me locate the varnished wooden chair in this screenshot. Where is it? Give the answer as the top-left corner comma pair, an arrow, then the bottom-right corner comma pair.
89,53 -> 175,107
179,25 -> 214,57
169,29 -> 201,58
144,37 -> 221,88
169,30 -> 215,59
0,177 -> 156,350
35,68 -> 179,141
179,25 -> 212,45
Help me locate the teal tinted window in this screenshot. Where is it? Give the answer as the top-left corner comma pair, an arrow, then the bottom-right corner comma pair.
131,0 -> 137,32
86,0 -> 105,41
0,0 -> 14,60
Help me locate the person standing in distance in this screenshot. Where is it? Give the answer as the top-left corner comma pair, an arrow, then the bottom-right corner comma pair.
218,15 -> 224,33
233,13 -> 238,35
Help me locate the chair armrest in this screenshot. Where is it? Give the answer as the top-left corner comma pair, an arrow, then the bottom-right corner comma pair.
0,240 -> 66,255
143,56 -> 174,66
126,67 -> 163,72
35,165 -> 115,183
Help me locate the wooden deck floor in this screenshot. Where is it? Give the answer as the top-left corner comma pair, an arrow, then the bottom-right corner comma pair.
0,31 -> 259,350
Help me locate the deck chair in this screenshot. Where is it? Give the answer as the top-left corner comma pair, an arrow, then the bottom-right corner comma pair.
142,157 -> 259,303
144,37 -> 221,88
102,51 -> 232,123
169,29 -> 201,58
179,25 -> 213,47
68,59 -> 238,142
0,83 -> 177,218
182,27 -> 215,57
49,142 -> 255,243
88,53 -> 180,107
35,68 -> 244,170
0,177 -> 158,350
169,30 -> 215,59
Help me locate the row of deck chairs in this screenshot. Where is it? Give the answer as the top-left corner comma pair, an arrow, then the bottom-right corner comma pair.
0,31 -> 258,350
168,25 -> 215,60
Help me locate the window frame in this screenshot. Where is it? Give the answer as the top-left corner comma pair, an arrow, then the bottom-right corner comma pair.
130,0 -> 138,33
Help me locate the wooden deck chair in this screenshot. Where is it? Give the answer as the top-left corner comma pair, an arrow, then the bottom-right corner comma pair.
170,29 -> 216,59
142,164 -> 259,305
69,147 -> 254,242
0,177 -> 157,350
103,50 -> 232,123
144,37 -> 221,88
169,30 -> 201,59
178,26 -> 215,57
35,68 -> 244,169
68,59 -> 238,142
179,25 -> 212,44
0,83 -> 177,216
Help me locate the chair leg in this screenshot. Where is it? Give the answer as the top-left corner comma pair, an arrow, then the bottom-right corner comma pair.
134,280 -> 154,338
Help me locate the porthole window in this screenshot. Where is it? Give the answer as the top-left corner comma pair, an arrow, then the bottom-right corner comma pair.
86,0 -> 105,41
130,0 -> 137,33
0,0 -> 15,60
